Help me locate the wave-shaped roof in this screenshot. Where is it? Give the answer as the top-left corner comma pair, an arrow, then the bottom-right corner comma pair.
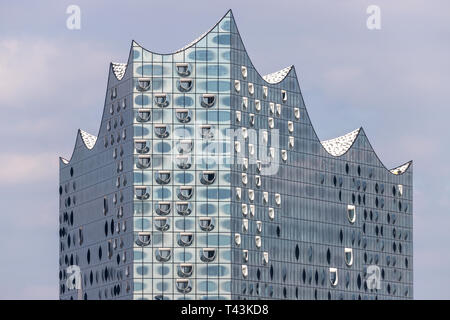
320,128 -> 361,156
112,62 -> 127,80
263,66 -> 293,84
61,10 -> 412,176
390,162 -> 412,175
79,130 -> 97,149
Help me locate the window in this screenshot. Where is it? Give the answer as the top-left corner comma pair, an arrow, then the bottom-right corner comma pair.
175,109 -> 191,123
154,93 -> 169,107
263,192 -> 269,204
175,201 -> 191,216
255,175 -> 262,187
155,171 -> 171,184
329,268 -> 338,286
242,219 -> 249,232
281,149 -> 287,161
269,102 -> 275,114
289,136 -> 295,149
155,202 -> 171,215
242,173 -> 248,185
235,233 -> 241,246
249,205 -> 255,217
249,144 -> 255,156
248,82 -> 254,95
201,94 -> 215,108
200,248 -> 216,262
155,248 -> 171,262
294,108 -> 300,120
234,80 -> 241,92
256,160 -> 262,173
242,97 -> 248,109
255,100 -> 261,111
154,124 -> 170,138
177,186 -> 193,200
241,66 -> 248,79
111,87 -> 117,99
288,121 -> 294,133
176,63 -> 191,76
135,232 -> 151,247
256,221 -> 262,233
136,78 -> 151,91
398,184 -> 404,196
276,103 -> 281,116
275,193 -> 281,206
177,78 -> 193,92
135,186 -> 149,200
242,157 -> 248,170
236,188 -> 242,200
268,208 -> 275,220
154,217 -> 170,231
199,217 -> 215,231
263,86 -> 268,99
242,265 -> 248,278
268,117 -> 274,129
137,155 -> 151,169
347,205 -> 356,224
344,248 -> 353,266
269,147 -> 275,159
235,141 -> 241,153
243,250 -> 249,262
255,236 -> 262,248
200,171 -> 216,185
249,113 -> 255,126
236,110 -> 241,123
248,189 -> 255,202
177,264 -> 193,277
178,233 -> 194,246
281,90 -> 287,102
242,204 -> 248,217
176,279 -> 192,293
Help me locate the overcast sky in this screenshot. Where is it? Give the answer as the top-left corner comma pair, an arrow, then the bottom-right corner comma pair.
0,0 -> 448,299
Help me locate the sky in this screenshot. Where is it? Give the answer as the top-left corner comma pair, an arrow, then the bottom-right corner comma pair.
0,0 -> 449,299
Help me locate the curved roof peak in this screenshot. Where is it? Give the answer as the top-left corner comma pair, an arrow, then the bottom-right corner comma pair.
390,161 -> 412,175
262,66 -> 293,84
321,128 -> 361,157
80,130 -> 97,150
111,62 -> 127,80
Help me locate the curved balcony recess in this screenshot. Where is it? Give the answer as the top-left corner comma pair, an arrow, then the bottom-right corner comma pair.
134,140 -> 149,154
177,186 -> 193,200
137,155 -> 151,169
136,108 -> 151,122
177,233 -> 194,247
154,217 -> 170,232
176,109 -> 192,123
176,63 -> 191,76
154,93 -> 169,108
136,78 -> 151,91
155,248 -> 171,262
155,201 -> 171,215
155,171 -> 171,185
201,94 -> 216,108
200,248 -> 216,263
200,171 -> 216,185
176,202 -> 192,216
135,232 -> 151,247
177,264 -> 193,277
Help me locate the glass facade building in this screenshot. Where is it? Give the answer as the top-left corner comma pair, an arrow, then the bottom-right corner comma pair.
59,10 -> 413,300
